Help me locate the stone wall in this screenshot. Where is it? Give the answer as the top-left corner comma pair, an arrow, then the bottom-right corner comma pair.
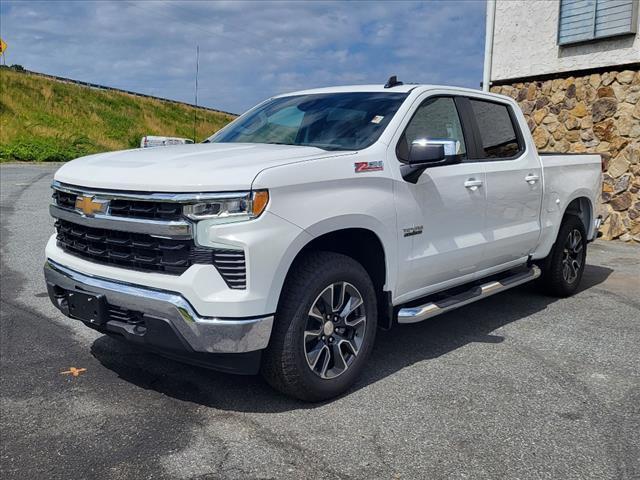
491,68 -> 640,242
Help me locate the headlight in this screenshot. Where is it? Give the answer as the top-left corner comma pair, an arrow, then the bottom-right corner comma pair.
183,190 -> 269,223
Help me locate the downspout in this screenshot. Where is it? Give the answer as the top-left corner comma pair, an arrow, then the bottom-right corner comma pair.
483,0 -> 496,92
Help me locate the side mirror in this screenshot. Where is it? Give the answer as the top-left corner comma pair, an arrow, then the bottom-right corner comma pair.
402,138 -> 461,183
409,143 -> 445,163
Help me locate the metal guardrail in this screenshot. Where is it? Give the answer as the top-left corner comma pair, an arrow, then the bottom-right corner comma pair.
4,67 -> 237,117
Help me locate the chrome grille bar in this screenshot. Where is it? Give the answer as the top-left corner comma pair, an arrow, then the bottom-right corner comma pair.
52,180 -> 248,203
50,204 -> 193,239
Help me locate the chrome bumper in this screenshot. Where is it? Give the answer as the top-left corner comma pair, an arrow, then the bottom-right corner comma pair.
44,260 -> 273,354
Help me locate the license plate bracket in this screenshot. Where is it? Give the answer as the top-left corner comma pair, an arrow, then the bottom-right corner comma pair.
67,291 -> 107,325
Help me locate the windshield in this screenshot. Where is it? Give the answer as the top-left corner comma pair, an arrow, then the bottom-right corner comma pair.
207,92 -> 408,151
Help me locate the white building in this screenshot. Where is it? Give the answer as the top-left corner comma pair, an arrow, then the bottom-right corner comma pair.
486,0 -> 639,241
489,0 -> 639,84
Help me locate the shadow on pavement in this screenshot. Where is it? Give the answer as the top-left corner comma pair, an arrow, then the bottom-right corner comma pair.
90,263 -> 613,413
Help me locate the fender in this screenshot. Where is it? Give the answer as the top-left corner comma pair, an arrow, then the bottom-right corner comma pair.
534,190 -> 596,260
264,214 -> 396,315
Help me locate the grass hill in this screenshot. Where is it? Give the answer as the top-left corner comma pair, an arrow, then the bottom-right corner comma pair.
0,67 -> 235,162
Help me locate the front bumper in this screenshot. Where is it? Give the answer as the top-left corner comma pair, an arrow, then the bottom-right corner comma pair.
44,259 -> 274,373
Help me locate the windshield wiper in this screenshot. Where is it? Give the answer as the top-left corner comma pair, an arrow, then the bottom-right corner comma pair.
244,141 -> 353,152
300,142 -> 354,152
264,141 -> 332,151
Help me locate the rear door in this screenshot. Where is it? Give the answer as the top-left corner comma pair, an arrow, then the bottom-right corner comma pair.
465,96 -> 543,270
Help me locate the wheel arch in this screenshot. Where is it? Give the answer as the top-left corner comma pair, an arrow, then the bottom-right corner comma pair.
534,190 -> 597,261
564,196 -> 593,238
268,219 -> 395,330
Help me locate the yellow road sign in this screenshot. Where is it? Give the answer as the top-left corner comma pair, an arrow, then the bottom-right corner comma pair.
0,38 -> 7,55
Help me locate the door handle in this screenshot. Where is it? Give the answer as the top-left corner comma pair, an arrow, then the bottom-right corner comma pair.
464,179 -> 483,191
525,174 -> 540,185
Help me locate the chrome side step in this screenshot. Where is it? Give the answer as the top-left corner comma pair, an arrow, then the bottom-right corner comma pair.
397,266 -> 541,324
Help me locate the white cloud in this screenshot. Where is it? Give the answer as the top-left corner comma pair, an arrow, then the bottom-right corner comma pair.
0,0 -> 486,113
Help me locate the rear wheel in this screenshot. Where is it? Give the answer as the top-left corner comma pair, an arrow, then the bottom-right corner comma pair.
539,215 -> 587,297
261,251 -> 377,401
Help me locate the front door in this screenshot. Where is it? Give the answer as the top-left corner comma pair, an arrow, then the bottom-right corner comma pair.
393,96 -> 487,300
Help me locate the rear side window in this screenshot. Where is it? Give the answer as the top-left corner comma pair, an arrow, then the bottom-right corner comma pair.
469,99 -> 522,159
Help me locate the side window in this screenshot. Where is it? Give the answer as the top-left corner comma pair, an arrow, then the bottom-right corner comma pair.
397,97 -> 467,162
469,99 -> 522,159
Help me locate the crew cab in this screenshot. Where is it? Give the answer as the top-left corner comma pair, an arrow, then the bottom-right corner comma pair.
44,79 -> 602,401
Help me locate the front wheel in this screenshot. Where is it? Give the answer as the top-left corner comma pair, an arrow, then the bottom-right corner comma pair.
539,215 -> 587,297
261,252 -> 377,401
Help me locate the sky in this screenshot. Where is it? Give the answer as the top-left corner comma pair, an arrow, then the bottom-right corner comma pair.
0,0 -> 487,114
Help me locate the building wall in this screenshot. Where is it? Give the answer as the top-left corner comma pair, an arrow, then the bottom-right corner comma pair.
491,0 -> 640,82
491,68 -> 640,242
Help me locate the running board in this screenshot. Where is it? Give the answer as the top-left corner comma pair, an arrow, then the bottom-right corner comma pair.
397,266 -> 541,324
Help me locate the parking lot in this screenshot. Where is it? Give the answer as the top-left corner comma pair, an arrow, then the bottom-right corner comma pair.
1,162 -> 639,480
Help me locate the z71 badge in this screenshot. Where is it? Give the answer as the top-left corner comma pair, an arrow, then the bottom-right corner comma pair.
354,161 -> 384,173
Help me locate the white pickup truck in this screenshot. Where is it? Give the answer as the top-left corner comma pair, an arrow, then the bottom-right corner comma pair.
44,79 -> 602,401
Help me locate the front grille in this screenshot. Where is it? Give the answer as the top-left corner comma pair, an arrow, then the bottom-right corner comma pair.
109,199 -> 182,221
55,219 -> 247,288
56,219 -> 206,274
52,190 -> 183,221
53,190 -> 76,210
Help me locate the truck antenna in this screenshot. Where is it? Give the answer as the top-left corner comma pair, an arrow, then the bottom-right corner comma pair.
384,75 -> 403,88
193,45 -> 199,143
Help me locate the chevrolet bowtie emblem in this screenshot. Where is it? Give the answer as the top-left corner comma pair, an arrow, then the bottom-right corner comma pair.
75,195 -> 108,216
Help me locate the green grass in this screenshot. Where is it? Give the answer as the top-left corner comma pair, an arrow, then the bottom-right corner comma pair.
0,67 -> 235,162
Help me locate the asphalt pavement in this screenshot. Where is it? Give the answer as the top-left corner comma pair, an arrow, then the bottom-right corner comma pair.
1,163 -> 639,480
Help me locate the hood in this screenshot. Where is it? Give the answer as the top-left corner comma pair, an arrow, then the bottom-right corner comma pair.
54,143 -> 333,192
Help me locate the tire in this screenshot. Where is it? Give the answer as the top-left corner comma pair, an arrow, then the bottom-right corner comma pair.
539,215 -> 587,297
261,251 -> 377,402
